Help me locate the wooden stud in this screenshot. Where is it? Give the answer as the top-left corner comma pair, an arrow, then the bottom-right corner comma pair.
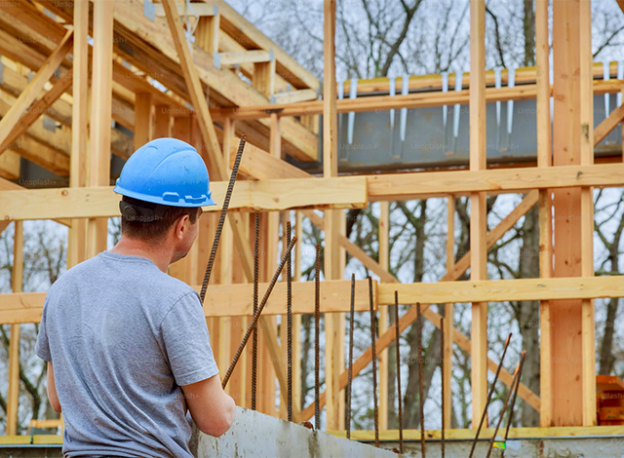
134,92 -> 153,149
6,220 -> 23,436
293,210 -> 303,418
195,9 -> 220,57
378,201 -> 389,431
579,0 -> 596,427
219,51 -> 272,66
443,196 -> 455,429
469,0 -> 488,428
67,0 -> 89,269
87,0 -> 114,258
253,61 -> 275,99
551,0 -> 583,426
153,105 -> 172,138
536,0 -> 553,428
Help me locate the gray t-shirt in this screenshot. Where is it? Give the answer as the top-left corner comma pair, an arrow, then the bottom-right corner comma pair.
35,251 -> 218,458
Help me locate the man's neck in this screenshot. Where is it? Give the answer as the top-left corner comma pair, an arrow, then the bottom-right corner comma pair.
109,236 -> 172,273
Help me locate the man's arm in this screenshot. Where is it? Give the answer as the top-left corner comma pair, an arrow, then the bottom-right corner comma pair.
47,362 -> 62,413
181,373 -> 235,437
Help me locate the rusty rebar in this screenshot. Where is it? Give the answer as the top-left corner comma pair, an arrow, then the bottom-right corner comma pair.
199,136 -> 246,303
486,356 -> 523,458
286,221 -> 293,422
394,291 -> 403,454
222,235 -> 297,388
440,316 -> 445,458
346,273 -> 356,440
417,302 -> 425,458
314,244 -> 321,431
468,332 -> 513,458
369,276 -> 379,448
502,351 -> 527,457
251,211 -> 259,411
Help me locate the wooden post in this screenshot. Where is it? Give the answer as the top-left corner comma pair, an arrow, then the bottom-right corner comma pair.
469,0 -> 488,428
378,201 -> 389,431
551,0 -> 583,426
323,0 -> 341,432
134,92 -> 153,149
579,0 -> 596,427
195,9 -> 220,57
87,0 -> 114,258
153,106 -> 172,138
293,210 -> 303,418
536,0 -> 553,428
68,0 -> 89,269
6,220 -> 23,436
443,196 -> 454,429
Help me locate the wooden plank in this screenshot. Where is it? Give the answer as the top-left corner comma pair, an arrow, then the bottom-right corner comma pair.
469,0 -> 488,427
536,0 -> 553,429
87,0 -> 113,258
271,89 -> 318,105
218,50 -> 271,66
552,0 -> 583,427
0,69 -> 73,156
597,375 -> 624,392
378,201 -> 389,431
195,9 -> 220,57
67,0 -> 89,269
580,0 -> 596,427
331,425 -> 624,441
134,92 -> 153,149
0,30 -> 73,146
154,105 -> 172,138
0,150 -> 20,180
6,221 -> 23,436
443,196 -> 454,429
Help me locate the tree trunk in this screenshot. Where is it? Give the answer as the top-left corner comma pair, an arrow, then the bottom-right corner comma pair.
523,0 -> 536,66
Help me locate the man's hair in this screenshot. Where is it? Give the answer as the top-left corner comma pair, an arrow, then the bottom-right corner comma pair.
120,196 -> 199,242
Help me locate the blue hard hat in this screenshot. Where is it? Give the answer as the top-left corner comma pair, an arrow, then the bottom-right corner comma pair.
114,138 -> 216,207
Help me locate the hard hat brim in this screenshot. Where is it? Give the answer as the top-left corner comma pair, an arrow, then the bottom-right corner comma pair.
113,184 -> 216,208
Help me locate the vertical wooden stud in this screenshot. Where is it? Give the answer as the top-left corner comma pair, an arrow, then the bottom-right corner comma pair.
134,92 -> 153,149
154,105 -> 172,139
6,221 -> 23,436
469,0 -> 488,428
443,196 -> 455,429
87,0 -> 114,258
68,0 -> 89,269
378,201 -> 390,431
536,0 -> 553,428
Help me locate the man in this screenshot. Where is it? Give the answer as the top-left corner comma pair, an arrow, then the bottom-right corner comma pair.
36,138 -> 236,458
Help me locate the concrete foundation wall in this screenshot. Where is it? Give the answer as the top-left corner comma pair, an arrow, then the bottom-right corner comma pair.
194,408 -> 399,458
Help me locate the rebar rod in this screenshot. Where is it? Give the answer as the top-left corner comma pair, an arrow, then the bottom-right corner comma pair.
502,350 -> 527,457
440,316 -> 445,458
394,291 -> 403,454
314,244 -> 321,431
468,332 -> 513,458
417,302 -> 425,458
486,360 -> 522,458
369,276 -> 379,448
199,136 -> 246,303
346,273 -> 356,440
222,235 -> 297,388
286,221 -> 293,422
251,211 -> 259,411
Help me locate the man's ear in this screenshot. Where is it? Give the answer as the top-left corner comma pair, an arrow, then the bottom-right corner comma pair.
174,214 -> 190,239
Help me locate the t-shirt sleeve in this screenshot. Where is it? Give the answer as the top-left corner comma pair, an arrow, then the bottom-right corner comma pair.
161,291 -> 219,386
35,296 -> 52,362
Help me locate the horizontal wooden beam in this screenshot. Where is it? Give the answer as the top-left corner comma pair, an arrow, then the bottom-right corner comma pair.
211,79 -> 623,121
216,50 -> 272,67
270,89 -> 318,105
329,425 -> 624,441
0,176 -> 368,220
378,276 -> 624,305
0,279 -> 378,324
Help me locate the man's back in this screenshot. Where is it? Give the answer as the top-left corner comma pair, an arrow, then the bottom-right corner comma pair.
36,251 -> 218,458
